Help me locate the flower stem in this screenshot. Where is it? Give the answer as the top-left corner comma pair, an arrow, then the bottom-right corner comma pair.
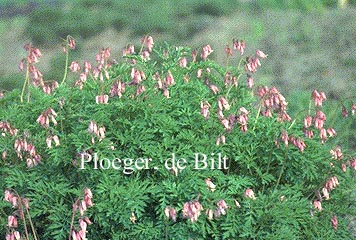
61,45 -> 69,85
20,63 -> 30,103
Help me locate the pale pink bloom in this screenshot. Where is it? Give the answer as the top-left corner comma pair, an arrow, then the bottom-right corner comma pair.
136,85 -> 146,96
141,50 -> 150,61
2,151 -> 7,160
322,187 -> 330,200
68,37 -> 76,50
351,103 -> 356,115
256,50 -> 268,58
351,158 -> 356,171
205,178 -> 216,192
200,101 -> 210,120
245,188 -> 256,200
234,200 -> 241,208
4,190 -> 13,202
8,215 -> 18,228
341,163 -> 347,172
165,71 -> 175,86
281,131 -> 289,146
130,212 -> 137,223
326,128 -> 336,137
221,119 -> 230,131
218,97 -> 230,111
96,95 -> 109,104
246,76 -> 254,88
163,88 -> 170,98
331,215 -> 338,230
209,84 -> 219,94
304,115 -> 313,128
179,57 -> 187,68
206,209 -> 214,220
192,50 -> 197,62
201,45 -> 213,60
220,135 -> 226,144
233,39 -> 245,55
79,218 -> 87,232
330,146 -> 342,160
312,90 -> 327,107
319,128 -> 327,144
304,129 -> 314,138
69,61 -> 81,72
142,36 -> 154,52
164,207 -> 177,222
225,45 -> 233,56
313,200 -> 322,211
197,69 -> 203,78
13,231 -> 20,240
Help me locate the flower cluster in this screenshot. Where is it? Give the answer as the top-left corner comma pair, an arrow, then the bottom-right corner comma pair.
201,45 -> 213,60
154,70 -> 177,98
4,190 -> 32,240
205,199 -> 229,220
140,35 -> 154,61
19,43 -> 44,88
257,86 -> 291,122
322,176 -> 339,200
36,108 -> 58,128
182,200 -> 203,223
46,135 -> 60,149
14,138 -> 41,167
164,207 -> 177,222
110,80 -> 126,98
42,81 -> 59,95
0,121 -> 18,136
71,188 -> 94,240
88,121 -> 105,143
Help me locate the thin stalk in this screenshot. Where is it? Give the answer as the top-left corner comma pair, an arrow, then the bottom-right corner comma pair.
275,148 -> 288,191
252,103 -> 262,131
20,64 -> 30,103
61,45 -> 69,85
68,199 -> 79,240
25,206 -> 38,240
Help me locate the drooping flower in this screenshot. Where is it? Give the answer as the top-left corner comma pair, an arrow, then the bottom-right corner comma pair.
245,188 -> 256,200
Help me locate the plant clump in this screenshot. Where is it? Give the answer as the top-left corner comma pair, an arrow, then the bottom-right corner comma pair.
0,35 -> 355,239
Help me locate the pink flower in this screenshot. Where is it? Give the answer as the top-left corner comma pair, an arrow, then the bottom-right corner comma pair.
69,61 -> 81,72
179,57 -> 187,68
200,101 -> 210,120
209,84 -> 219,94
7,215 -> 18,228
218,97 -> 230,111
313,200 -> 322,211
225,45 -> 233,56
245,188 -> 256,200
256,50 -> 268,58
246,76 -> 254,88
201,45 -> 213,60
331,215 -> 338,230
165,71 -> 175,86
205,178 -> 216,192
233,39 -> 245,55
322,187 -> 330,200
68,37 -> 76,50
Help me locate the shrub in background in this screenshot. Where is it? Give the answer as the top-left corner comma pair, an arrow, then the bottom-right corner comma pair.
0,36 -> 355,239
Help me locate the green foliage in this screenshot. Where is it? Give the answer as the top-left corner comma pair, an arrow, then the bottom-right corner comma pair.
0,38 -> 355,239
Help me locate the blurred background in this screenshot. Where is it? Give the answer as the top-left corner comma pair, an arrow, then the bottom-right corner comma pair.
0,0 -> 355,147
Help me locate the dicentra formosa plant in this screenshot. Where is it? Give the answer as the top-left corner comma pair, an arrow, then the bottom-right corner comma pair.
0,35 -> 355,239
